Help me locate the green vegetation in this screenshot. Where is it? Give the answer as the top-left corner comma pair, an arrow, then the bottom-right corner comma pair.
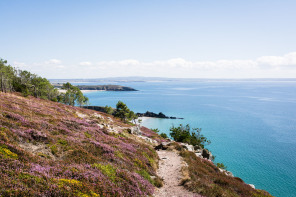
57,82 -> 89,106
151,128 -> 160,133
114,101 -> 137,123
0,144 -> 18,159
92,163 -> 117,182
0,59 -> 89,106
104,105 -> 114,114
170,124 -> 210,148
217,163 -> 227,170
0,59 -> 58,100
160,133 -> 168,139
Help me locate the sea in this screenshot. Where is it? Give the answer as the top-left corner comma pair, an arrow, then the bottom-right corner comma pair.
79,79 -> 296,197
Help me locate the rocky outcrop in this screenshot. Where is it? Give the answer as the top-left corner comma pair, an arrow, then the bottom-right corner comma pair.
137,111 -> 183,119
128,126 -> 142,135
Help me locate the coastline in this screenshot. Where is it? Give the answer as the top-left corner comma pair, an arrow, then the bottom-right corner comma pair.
57,89 -> 104,93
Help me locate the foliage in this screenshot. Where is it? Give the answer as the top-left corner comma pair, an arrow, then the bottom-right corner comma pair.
170,124 -> 210,148
92,163 -> 117,182
58,82 -> 89,106
0,144 -> 18,159
114,101 -> 137,123
0,59 -> 89,105
217,162 -> 227,170
160,133 -> 168,139
104,105 -> 114,115
151,128 -> 160,133
0,59 -> 59,100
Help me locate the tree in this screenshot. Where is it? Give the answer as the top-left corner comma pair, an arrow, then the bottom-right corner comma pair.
170,124 -> 210,148
60,82 -> 89,106
114,101 -> 130,122
0,59 -> 16,93
104,105 -> 114,115
160,133 -> 168,139
114,101 -> 137,123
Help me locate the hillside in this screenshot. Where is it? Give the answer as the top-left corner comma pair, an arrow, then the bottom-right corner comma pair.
0,92 -> 272,197
0,92 -> 162,196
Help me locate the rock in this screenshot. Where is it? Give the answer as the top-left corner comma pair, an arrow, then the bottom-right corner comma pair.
249,184 -> 255,189
138,136 -> 157,144
93,113 -> 103,119
180,143 -> 194,152
202,149 -> 211,160
29,130 -> 48,142
195,152 -> 202,157
194,145 -> 202,150
129,126 -> 142,135
155,142 -> 171,150
226,171 -> 234,177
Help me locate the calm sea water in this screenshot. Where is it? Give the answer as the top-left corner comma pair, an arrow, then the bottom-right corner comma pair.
82,80 -> 296,197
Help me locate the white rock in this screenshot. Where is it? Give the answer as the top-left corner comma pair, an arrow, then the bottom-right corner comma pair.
249,184 -> 255,189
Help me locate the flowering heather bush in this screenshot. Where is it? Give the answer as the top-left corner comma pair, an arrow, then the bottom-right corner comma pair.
0,93 -> 159,196
179,149 -> 272,197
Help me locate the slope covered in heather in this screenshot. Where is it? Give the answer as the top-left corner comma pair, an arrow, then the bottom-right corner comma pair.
0,92 -> 161,196
0,92 -> 273,197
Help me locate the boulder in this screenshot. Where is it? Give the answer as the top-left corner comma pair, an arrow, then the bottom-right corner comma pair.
249,184 -> 255,189
180,143 -> 194,152
194,145 -> 202,150
129,126 -> 142,135
202,149 -> 212,160
155,142 -> 171,150
138,136 -> 157,144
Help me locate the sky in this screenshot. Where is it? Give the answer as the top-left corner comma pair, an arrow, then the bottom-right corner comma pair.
1,0 -> 296,79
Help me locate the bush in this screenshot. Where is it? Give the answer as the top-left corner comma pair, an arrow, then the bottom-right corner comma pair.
160,133 -> 168,139
151,128 -> 160,133
104,105 -> 114,115
217,163 -> 227,170
169,124 -> 210,148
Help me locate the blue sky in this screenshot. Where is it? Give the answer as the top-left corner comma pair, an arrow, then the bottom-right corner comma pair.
1,0 -> 296,78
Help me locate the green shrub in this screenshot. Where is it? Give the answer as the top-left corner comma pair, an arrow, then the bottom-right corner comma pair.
170,124 -> 210,148
92,163 -> 117,182
50,145 -> 58,155
160,133 -> 168,139
217,163 -> 227,170
151,128 -> 160,133
84,132 -> 92,138
137,169 -> 152,183
58,139 -> 68,146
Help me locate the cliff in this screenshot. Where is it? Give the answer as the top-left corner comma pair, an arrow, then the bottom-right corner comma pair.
0,93 -> 272,197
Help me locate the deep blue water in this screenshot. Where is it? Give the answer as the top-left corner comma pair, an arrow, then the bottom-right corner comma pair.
82,80 -> 296,197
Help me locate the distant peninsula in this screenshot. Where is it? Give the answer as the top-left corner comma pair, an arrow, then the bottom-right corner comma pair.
53,83 -> 138,91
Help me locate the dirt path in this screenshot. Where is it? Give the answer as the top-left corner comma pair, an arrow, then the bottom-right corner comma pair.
154,150 -> 201,197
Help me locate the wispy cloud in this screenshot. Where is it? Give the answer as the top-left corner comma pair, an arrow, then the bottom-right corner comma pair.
45,59 -> 62,64
79,61 -> 92,66
11,52 -> 296,78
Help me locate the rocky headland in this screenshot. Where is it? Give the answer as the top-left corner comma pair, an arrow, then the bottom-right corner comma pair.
137,111 -> 184,119
53,83 -> 138,91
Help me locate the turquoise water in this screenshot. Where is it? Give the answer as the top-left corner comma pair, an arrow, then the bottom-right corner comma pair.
82,80 -> 296,196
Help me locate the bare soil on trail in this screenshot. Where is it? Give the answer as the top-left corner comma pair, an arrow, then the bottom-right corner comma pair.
154,150 -> 201,197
